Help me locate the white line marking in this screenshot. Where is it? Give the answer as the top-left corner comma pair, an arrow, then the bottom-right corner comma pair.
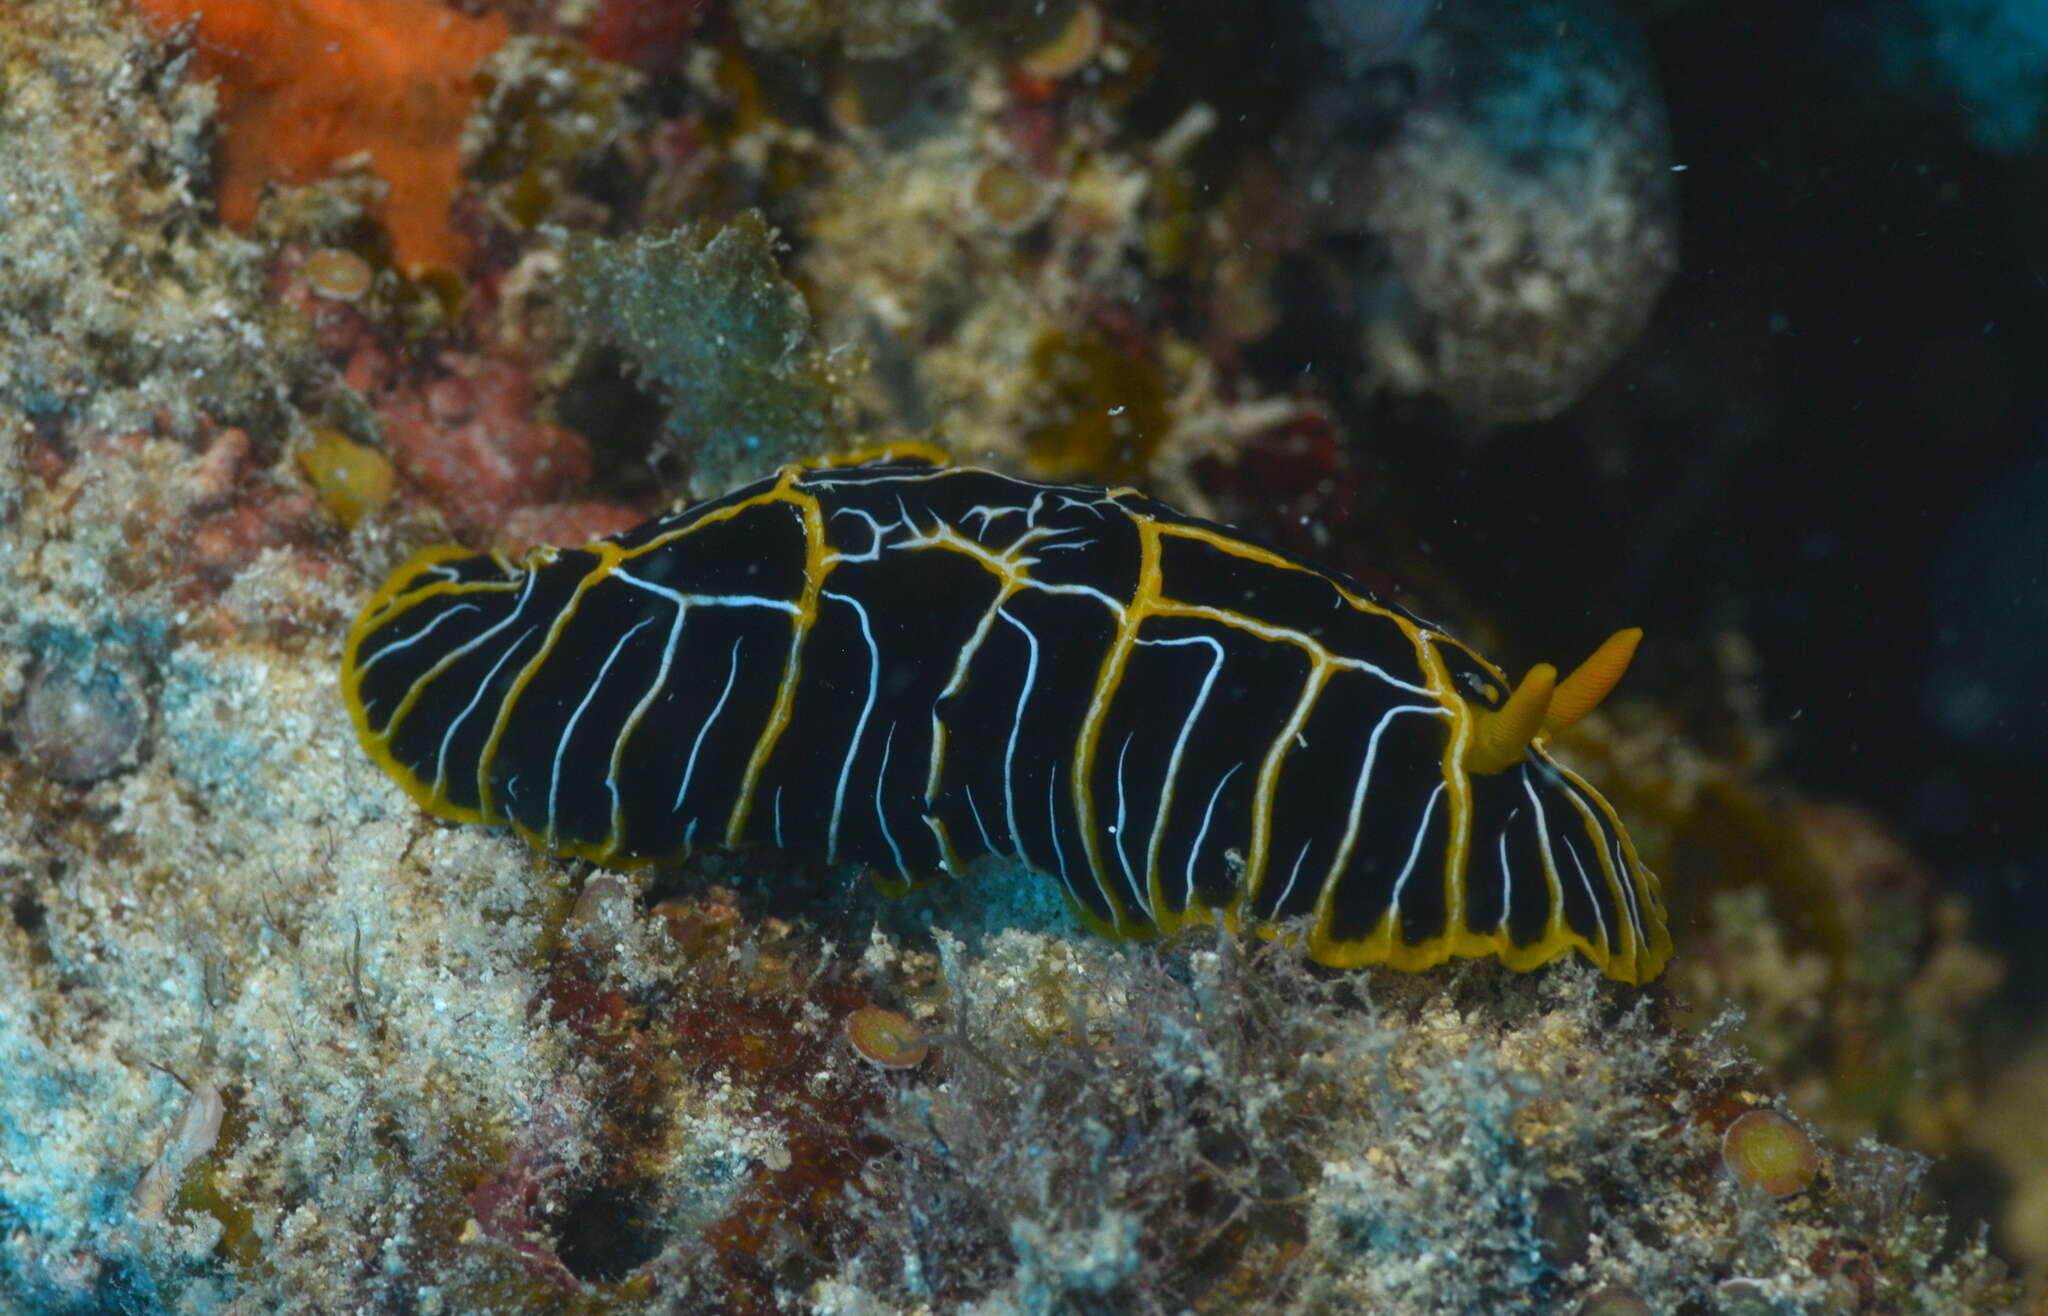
606,567 -> 801,617
1109,731 -> 1148,920
1549,765 -> 1649,955
874,722 -> 908,880
547,615 -> 655,846
1497,807 -> 1521,935
963,783 -> 999,856
1269,839 -> 1315,920
399,569 -> 544,755
1557,829 -> 1610,954
357,602 -> 483,681
674,633 -> 744,812
824,590 -> 880,863
1136,633 -> 1225,908
433,623 -> 537,800
1518,772 -> 1572,943
1045,761 -> 1082,910
1319,703 -> 1447,896
1386,781 -> 1447,923
1185,763 -> 1243,910
601,597 -> 691,847
996,607 -> 1039,869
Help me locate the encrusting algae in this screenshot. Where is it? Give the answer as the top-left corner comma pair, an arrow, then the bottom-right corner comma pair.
131,0 -> 508,274
0,0 -> 2036,1310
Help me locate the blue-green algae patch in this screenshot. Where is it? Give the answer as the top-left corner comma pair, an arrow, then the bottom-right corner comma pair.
559,212 -> 853,494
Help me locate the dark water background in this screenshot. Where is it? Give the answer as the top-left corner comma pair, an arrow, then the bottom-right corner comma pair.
1143,0 -> 2048,1005
1507,3 -> 2048,1005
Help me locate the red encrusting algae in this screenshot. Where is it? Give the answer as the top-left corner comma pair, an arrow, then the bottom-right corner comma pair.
131,0 -> 509,274
367,351 -> 597,544
583,0 -> 705,70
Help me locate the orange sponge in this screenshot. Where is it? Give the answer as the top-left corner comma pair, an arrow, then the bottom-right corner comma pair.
134,0 -> 508,274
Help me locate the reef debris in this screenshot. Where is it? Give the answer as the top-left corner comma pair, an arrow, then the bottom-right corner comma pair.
0,1 -> 290,437
1337,0 -> 1679,422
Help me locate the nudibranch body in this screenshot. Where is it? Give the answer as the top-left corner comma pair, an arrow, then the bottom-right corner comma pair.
342,446 -> 1671,983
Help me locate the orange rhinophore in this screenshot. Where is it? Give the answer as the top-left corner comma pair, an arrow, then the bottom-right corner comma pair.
133,0 -> 508,274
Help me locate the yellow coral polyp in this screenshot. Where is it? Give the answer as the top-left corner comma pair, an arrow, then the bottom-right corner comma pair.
968,159 -> 1051,233
1018,1 -> 1104,80
845,1004 -> 928,1070
303,247 -> 375,302
1721,1108 -> 1820,1198
297,427 -> 395,529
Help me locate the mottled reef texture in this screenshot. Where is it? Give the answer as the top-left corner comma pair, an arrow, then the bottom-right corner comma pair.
0,0 -> 2036,1313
